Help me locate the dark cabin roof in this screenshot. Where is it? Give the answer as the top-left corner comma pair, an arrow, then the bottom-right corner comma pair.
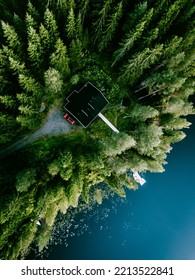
64,82 -> 109,127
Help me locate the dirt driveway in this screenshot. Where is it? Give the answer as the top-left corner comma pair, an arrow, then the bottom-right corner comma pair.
0,106 -> 78,159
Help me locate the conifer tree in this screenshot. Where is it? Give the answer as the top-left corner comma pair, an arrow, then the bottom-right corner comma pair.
125,104 -> 159,123
44,8 -> 59,45
119,44 -> 163,86
111,8 -> 154,67
18,74 -> 42,98
18,104 -> 35,116
68,174 -> 83,207
134,123 -> 163,156
99,1 -> 123,50
0,95 -> 15,108
8,56 -> 26,75
142,27 -> 159,48
16,93 -> 32,105
1,21 -> 23,57
80,0 -> 90,23
105,174 -> 126,197
27,26 -> 43,69
44,67 -> 63,96
16,168 -> 36,193
157,0 -> 188,38
0,112 -> 16,131
47,0 -> 69,13
162,117 -> 191,131
122,1 -> 148,32
93,0 -> 113,43
66,7 -> 75,39
162,36 -> 183,60
25,12 -> 37,31
50,38 -> 70,76
75,12 -> 83,41
69,38 -> 83,69
177,0 -> 195,24
162,98 -> 194,117
27,1 -> 40,23
102,132 -> 136,157
39,23 -> 51,54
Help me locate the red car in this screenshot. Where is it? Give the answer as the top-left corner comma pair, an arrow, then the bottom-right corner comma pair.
64,113 -> 76,125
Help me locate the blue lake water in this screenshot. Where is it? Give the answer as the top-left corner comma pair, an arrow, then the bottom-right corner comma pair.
36,116 -> 195,260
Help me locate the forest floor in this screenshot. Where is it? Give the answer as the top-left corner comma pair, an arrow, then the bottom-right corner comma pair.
0,105 -> 78,159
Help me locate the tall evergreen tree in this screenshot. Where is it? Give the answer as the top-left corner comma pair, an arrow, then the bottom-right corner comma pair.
1,20 -> 23,57
112,8 -> 154,67
66,6 -> 75,39
50,38 -> 70,76
44,8 -> 59,45
27,26 -> 43,69
99,1 -> 123,50
119,44 -> 163,86
93,0 -> 113,43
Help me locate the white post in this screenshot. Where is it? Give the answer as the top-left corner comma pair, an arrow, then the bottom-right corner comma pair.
98,113 -> 119,133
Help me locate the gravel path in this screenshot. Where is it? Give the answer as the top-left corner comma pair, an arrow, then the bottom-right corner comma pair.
0,106 -> 78,159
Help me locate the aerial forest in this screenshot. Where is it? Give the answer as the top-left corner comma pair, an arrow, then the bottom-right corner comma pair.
0,0 -> 194,259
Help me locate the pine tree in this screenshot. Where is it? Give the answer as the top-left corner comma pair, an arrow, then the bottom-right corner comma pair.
157,0 -> 188,38
8,56 -> 26,75
111,8 -> 154,67
80,0 -> 90,23
66,7 -> 75,39
68,174 -> 83,207
13,12 -> 24,36
139,70 -> 187,101
0,112 -> 16,131
176,27 -> 195,74
93,0 -> 113,43
50,38 -> 70,76
44,8 -> 59,45
177,0 -> 195,24
18,74 -> 42,98
44,67 -> 63,96
119,44 -> 163,86
164,130 -> 186,143
105,174 -> 126,197
27,1 -> 40,23
1,20 -> 23,57
16,114 -> 38,129
99,1 -> 123,50
125,104 -> 159,123
0,95 -> 15,108
162,97 -> 194,117
75,12 -> 83,41
134,123 -> 163,156
27,26 -> 43,69
18,104 -> 35,116
162,36 -> 183,60
16,93 -> 32,104
143,27 -> 159,48
48,160 -> 60,177
25,13 -> 38,30
39,23 -> 51,54
47,0 -> 69,13
16,168 -> 36,193
122,1 -> 148,32
102,132 -> 136,157
69,38 -> 83,69
162,116 -> 191,130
